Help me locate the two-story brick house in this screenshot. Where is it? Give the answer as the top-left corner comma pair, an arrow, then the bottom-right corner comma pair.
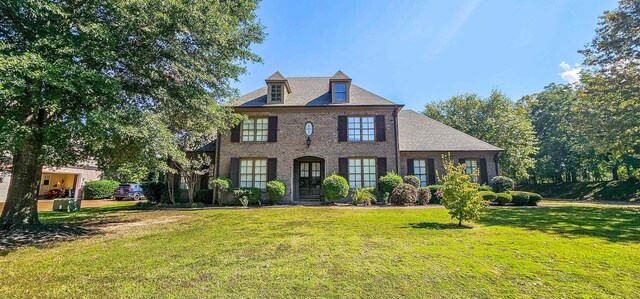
214,71 -> 502,202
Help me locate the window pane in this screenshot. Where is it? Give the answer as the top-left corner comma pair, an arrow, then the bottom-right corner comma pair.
335,92 -> 346,101
335,83 -> 347,92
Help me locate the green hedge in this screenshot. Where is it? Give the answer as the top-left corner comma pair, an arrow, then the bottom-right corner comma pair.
84,180 -> 119,199
403,175 -> 420,188
510,191 -> 542,206
390,183 -> 417,205
378,172 -> 403,194
495,193 -> 512,205
140,181 -> 166,203
194,189 -> 214,204
266,180 -> 286,204
322,174 -> 349,204
478,191 -> 497,201
426,185 -> 444,204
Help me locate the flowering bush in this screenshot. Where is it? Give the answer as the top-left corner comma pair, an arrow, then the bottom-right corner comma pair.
390,183 -> 418,205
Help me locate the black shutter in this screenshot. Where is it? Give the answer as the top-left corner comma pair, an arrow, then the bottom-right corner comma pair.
267,158 -> 277,181
375,115 -> 386,142
377,157 -> 387,179
230,124 -> 241,142
407,159 -> 415,175
338,158 -> 349,179
268,116 -> 278,142
427,159 -> 436,185
338,116 -> 347,142
458,158 -> 465,165
229,158 -> 240,188
479,158 -> 488,185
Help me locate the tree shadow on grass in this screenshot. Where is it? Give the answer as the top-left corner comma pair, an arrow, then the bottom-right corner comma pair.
0,205 -> 150,255
406,222 -> 472,230
478,206 -> 640,243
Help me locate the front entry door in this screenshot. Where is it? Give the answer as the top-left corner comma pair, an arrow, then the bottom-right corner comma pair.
299,162 -> 321,200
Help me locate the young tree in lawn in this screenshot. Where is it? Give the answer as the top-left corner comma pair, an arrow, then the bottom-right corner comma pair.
440,155 -> 488,227
0,1 -> 264,229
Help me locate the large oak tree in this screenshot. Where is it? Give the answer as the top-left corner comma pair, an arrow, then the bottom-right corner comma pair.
0,0 -> 264,229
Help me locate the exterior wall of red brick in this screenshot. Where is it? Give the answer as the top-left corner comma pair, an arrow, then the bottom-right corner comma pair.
217,106 -> 400,202
399,151 -> 500,185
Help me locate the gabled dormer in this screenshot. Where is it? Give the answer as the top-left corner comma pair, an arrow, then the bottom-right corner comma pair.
265,71 -> 291,104
329,70 -> 352,103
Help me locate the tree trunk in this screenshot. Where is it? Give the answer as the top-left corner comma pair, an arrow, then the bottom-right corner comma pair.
612,164 -> 619,181
1,133 -> 44,230
458,219 -> 462,227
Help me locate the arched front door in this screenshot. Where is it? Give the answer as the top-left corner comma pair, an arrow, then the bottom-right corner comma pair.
294,156 -> 325,201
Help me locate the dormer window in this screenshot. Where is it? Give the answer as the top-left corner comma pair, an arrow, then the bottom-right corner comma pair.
330,70 -> 352,103
270,84 -> 282,102
265,71 -> 290,104
335,83 -> 347,101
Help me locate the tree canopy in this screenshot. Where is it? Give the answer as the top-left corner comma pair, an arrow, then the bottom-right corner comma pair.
424,90 -> 539,181
0,0 -> 265,229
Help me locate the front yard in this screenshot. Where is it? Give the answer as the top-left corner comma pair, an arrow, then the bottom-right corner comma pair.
1,203 -> 639,298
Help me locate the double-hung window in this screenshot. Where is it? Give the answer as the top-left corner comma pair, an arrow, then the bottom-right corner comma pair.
270,84 -> 282,102
335,83 -> 347,101
347,116 -> 375,141
414,160 -> 428,187
465,160 -> 479,182
240,158 -> 267,189
348,158 -> 377,188
241,118 -> 268,142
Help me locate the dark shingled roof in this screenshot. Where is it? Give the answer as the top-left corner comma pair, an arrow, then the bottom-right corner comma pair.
330,70 -> 351,80
196,140 -> 216,152
398,110 -> 502,152
266,71 -> 286,81
229,77 -> 398,107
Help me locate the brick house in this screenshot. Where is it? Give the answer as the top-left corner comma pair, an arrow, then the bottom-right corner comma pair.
213,71 -> 502,202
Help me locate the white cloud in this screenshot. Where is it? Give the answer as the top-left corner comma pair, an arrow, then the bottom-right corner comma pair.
558,61 -> 581,83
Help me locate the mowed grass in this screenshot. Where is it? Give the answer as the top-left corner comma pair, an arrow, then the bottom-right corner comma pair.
1,204 -> 639,298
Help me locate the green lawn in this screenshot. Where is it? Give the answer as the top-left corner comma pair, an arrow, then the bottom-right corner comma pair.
1,204 -> 639,298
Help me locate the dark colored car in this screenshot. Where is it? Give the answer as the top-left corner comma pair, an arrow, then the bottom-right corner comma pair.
114,184 -> 145,201
44,189 -> 63,199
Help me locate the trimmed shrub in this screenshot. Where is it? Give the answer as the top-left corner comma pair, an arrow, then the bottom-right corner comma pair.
491,176 -> 515,193
351,188 -> 374,206
140,181 -> 166,203
390,183 -> 418,205
233,188 -> 251,207
509,191 -> 542,206
84,180 -> 119,199
478,191 -> 497,201
427,185 -> 444,204
246,187 -> 262,205
322,174 -> 349,204
194,189 -> 214,204
417,187 -> 431,205
378,172 -> 403,195
375,190 -> 389,205
495,193 -> 512,205
478,184 -> 492,191
266,180 -> 286,204
403,175 -> 420,188
528,192 -> 543,206
510,191 -> 530,206
209,177 -> 232,205
210,177 -> 232,190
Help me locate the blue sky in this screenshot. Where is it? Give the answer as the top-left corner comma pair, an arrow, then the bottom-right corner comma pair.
235,0 -> 617,111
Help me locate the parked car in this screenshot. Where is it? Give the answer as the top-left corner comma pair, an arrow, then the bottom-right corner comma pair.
44,189 -> 63,199
114,184 -> 145,201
